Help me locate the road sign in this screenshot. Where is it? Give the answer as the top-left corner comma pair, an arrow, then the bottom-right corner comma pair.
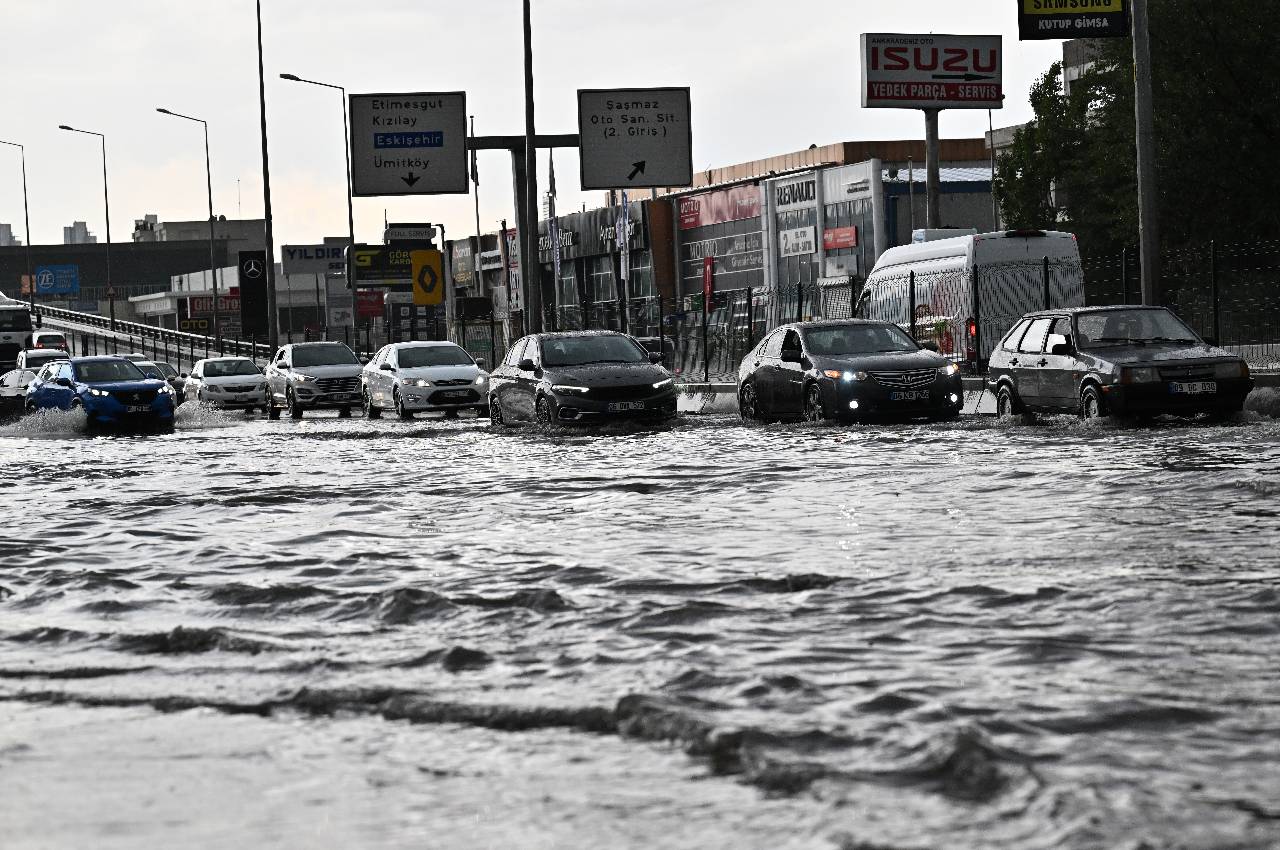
861,34 -> 1003,110
1019,0 -> 1128,40
578,88 -> 692,190
349,92 -> 468,196
33,265 -> 80,295
385,223 -> 437,243
411,250 -> 444,307
283,244 -> 347,276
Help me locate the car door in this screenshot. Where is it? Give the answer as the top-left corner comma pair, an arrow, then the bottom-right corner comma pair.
511,337 -> 542,420
752,330 -> 785,412
773,329 -> 807,416
185,363 -> 202,403
494,338 -> 527,419
1014,318 -> 1053,409
1038,317 -> 1080,411
266,348 -> 289,402
52,362 -> 77,409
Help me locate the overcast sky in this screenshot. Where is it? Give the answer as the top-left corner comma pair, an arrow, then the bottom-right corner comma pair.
1,1 -> 1063,250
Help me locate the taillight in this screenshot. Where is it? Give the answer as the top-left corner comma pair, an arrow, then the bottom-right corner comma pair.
966,317 -> 977,338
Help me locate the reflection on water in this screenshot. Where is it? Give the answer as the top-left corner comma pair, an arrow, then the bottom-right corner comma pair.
2,410 -> 1280,849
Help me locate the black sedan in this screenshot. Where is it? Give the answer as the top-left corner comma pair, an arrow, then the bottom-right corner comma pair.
738,320 -> 965,423
488,331 -> 678,427
988,306 -> 1254,420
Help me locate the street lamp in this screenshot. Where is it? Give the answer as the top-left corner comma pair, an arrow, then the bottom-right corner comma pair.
280,72 -> 356,336
0,140 -> 34,311
157,107 -> 222,345
58,124 -> 114,329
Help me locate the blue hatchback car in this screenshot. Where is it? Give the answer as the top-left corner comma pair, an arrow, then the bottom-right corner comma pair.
26,356 -> 177,429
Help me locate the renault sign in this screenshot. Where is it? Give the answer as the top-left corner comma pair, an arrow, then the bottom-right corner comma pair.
861,34 -> 1003,110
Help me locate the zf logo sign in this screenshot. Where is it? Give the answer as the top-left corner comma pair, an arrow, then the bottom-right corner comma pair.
411,250 -> 444,307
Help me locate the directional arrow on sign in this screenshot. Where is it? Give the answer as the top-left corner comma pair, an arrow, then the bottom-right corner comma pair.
931,73 -> 995,82
402,172 -> 422,188
627,161 -> 646,181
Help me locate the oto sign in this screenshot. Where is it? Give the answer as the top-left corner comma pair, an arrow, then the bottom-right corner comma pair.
1019,0 -> 1128,40
861,34 -> 1003,110
349,93 -> 468,196
578,88 -> 692,191
410,250 -> 444,307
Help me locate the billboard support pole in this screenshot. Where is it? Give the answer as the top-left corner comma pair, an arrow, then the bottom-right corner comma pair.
255,0 -> 279,348
521,0 -> 543,334
1131,0 -> 1160,305
924,108 -> 942,229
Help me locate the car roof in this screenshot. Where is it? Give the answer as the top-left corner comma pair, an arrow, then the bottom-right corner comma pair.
534,330 -> 629,340
70,356 -> 135,364
197,356 -> 255,363
389,340 -> 461,348
1018,305 -> 1166,319
288,341 -> 349,347
21,348 -> 67,356
781,319 -> 897,331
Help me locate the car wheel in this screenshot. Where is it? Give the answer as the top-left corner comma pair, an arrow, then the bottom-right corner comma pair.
1080,385 -> 1107,420
338,407 -> 352,419
267,400 -> 281,421
997,384 -> 1036,424
803,383 -> 829,423
535,395 -> 558,431
739,382 -> 761,422
394,389 -> 413,420
364,390 -> 382,420
489,395 -> 508,427
444,410 -> 459,420
287,388 -> 304,419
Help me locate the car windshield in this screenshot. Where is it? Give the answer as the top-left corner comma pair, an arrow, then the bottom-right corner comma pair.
75,360 -> 148,383
25,353 -> 65,367
37,334 -> 66,344
292,344 -> 359,367
1076,309 -> 1200,348
0,310 -> 33,332
205,359 -> 260,378
136,362 -> 164,379
541,335 -> 647,367
804,324 -> 920,355
398,345 -> 473,368
153,363 -> 178,378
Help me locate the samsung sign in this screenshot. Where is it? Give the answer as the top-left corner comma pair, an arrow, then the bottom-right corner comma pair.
774,177 -> 817,212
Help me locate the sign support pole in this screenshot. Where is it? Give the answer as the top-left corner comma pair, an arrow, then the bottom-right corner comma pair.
255,0 -> 279,349
521,0 -> 543,334
1131,0 -> 1160,305
924,108 -> 942,229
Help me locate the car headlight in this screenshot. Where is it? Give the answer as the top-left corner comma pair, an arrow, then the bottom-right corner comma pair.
87,387 -> 110,397
1215,361 -> 1249,380
475,374 -> 489,385
1121,367 -> 1161,384
400,378 -> 432,387
158,384 -> 173,395
938,363 -> 961,377
652,378 -> 674,389
829,370 -> 869,382
293,373 -> 318,383
552,384 -> 590,394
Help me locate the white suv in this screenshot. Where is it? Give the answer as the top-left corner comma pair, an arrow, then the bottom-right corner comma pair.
362,341 -> 489,420
265,342 -> 363,419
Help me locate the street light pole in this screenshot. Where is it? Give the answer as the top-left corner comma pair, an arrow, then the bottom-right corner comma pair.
521,0 -> 542,334
157,108 -> 221,345
58,125 -> 114,329
1130,0 -> 1160,305
280,73 -> 356,337
0,140 -> 34,311
255,0 -> 280,349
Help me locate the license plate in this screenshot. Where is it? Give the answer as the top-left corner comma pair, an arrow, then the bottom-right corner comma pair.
608,401 -> 646,412
1170,381 -> 1217,395
331,393 -> 355,401
438,390 -> 469,399
889,391 -> 930,401
127,405 -> 150,413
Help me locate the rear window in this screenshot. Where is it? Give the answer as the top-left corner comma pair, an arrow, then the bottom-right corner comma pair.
0,310 -> 32,332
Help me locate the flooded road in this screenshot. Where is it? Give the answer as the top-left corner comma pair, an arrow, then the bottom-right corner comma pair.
3,406 -> 1280,849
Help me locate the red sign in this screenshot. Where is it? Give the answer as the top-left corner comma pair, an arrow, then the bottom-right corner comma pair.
702,256 -> 715,302
679,186 -> 762,230
356,289 -> 385,319
189,295 -> 241,315
823,227 -> 859,251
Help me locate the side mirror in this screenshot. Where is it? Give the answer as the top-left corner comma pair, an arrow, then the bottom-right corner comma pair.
180,373 -> 189,379
475,357 -> 486,368
279,364 -> 291,371
649,352 -> 664,364
780,349 -> 802,364
379,363 -> 395,372
518,358 -> 537,372
920,341 -> 940,353
55,377 -> 71,387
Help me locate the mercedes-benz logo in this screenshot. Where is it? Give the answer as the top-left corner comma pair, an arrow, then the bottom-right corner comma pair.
242,259 -> 264,279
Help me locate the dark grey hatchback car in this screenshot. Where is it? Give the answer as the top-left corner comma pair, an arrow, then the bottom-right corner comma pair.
737,321 -> 965,423
988,306 -> 1253,420
488,331 -> 678,427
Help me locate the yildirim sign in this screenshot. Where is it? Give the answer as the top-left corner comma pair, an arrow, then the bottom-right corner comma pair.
349,92 -> 468,197
1018,0 -> 1129,40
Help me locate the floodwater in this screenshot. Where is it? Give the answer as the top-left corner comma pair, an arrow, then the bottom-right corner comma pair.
2,402 -> 1280,849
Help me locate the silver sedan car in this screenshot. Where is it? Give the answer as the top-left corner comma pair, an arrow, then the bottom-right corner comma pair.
362,341 -> 489,420
184,357 -> 270,413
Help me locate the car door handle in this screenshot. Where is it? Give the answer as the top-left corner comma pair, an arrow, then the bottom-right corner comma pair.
1009,358 -> 1020,366
753,361 -> 761,368
1038,359 -> 1048,367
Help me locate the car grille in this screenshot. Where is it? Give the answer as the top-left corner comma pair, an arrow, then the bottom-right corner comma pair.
428,388 -> 480,404
584,384 -> 662,402
434,378 -> 474,387
111,390 -> 158,404
224,384 -> 258,393
869,370 -> 936,389
315,376 -> 360,393
1159,366 -> 1214,381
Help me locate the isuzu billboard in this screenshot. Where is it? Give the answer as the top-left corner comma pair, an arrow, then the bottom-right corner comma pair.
861,34 -> 1003,110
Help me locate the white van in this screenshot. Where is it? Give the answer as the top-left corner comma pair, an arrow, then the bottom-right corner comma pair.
856,230 -> 1085,364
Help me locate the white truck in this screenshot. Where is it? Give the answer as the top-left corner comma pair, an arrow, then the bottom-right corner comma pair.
856,230 -> 1086,365
0,292 -> 36,372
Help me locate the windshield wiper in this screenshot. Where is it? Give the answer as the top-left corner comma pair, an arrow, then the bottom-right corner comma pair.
1148,336 -> 1198,344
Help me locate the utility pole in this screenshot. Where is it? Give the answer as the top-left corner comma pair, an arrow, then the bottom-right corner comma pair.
923,109 -> 941,229
0,141 -> 33,311
521,0 -> 542,334
1131,0 -> 1160,305
255,0 -> 280,348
